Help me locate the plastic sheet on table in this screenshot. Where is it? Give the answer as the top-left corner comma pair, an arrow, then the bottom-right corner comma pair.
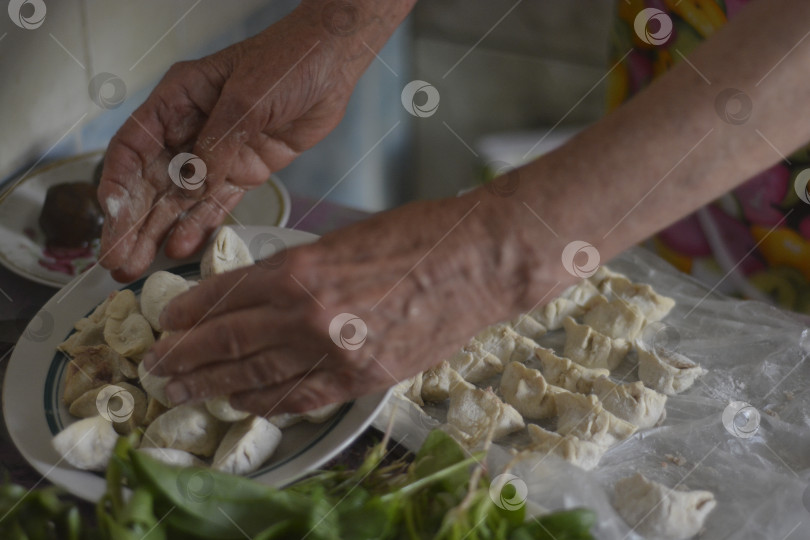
373,246 -> 810,540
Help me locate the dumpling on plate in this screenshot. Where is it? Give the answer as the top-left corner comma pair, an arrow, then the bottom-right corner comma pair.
446,341 -> 503,383
608,281 -> 675,322
141,404 -> 226,457
536,346 -> 609,394
508,315 -> 547,340
559,279 -> 602,307
140,271 -> 191,332
555,392 -> 637,448
62,345 -> 128,405
420,361 -> 457,402
613,473 -> 716,540
528,298 -> 583,331
636,343 -> 706,395
523,424 -> 606,470
474,325 -> 538,365
499,361 -> 549,420
212,416 -> 282,475
52,415 -> 118,471
591,376 -> 667,429
562,317 -> 630,371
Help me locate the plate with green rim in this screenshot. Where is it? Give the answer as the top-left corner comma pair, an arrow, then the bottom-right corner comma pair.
3,225 -> 390,502
0,151 -> 291,288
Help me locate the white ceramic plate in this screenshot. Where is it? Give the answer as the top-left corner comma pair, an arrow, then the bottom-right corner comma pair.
3,226 -> 390,502
0,152 -> 291,288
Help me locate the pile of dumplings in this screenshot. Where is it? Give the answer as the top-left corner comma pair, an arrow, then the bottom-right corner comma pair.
396,266 -> 716,539
52,227 -> 339,476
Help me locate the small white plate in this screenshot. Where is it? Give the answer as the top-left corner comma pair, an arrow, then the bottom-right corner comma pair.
3,225 -> 390,502
0,152 -> 291,288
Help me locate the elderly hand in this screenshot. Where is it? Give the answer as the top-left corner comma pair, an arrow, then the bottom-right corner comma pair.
141,189 -> 567,416
97,7 -> 363,282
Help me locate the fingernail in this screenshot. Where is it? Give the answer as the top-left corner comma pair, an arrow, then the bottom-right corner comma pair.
165,380 -> 190,405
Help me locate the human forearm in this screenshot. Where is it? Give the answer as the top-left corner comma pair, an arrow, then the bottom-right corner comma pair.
465,0 -> 810,314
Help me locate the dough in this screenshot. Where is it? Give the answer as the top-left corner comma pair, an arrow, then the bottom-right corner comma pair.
394,374 -> 424,406
446,341 -> 503,383
582,296 -> 645,341
529,298 -> 583,331
509,314 -> 547,340
200,226 -> 254,278
212,416 -> 282,475
205,396 -> 251,422
137,447 -> 206,468
446,372 -> 524,444
637,344 -> 706,395
52,415 -> 117,471
613,473 -> 716,540
536,346 -> 609,393
421,361 -> 456,402
609,281 -> 675,322
559,279 -> 602,307
562,317 -> 630,371
141,404 -> 226,457
140,271 -> 191,332
592,376 -> 667,429
555,392 -> 637,447
62,345 -> 127,405
474,325 -> 538,365
524,424 -> 605,470
104,312 -> 155,359
499,361 -> 551,420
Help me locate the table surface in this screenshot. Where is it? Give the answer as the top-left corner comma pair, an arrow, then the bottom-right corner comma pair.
0,193 -> 407,508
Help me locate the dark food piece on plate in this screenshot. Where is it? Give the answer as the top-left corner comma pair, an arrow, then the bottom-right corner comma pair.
38,182 -> 104,249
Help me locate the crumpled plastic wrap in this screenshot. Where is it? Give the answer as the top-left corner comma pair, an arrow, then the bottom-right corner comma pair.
373,246 -> 810,539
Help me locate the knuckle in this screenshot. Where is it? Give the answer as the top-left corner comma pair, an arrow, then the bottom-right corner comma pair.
211,322 -> 241,359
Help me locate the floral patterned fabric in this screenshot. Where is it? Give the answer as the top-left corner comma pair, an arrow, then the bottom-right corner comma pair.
609,0 -> 810,314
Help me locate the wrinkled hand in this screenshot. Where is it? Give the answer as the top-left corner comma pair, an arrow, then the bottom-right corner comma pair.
141,193 -> 558,416
98,9 -> 358,282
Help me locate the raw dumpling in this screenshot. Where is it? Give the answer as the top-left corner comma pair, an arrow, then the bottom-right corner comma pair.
52,415 -> 118,471
138,359 -> 171,407
446,373 -> 524,444
589,267 -> 631,291
637,344 -> 706,395
394,374 -> 424,406
524,424 -> 605,470
205,395 -> 251,422
105,289 -> 139,320
562,317 -> 630,371
592,376 -> 667,429
304,403 -> 341,423
137,447 -> 206,467
529,298 -> 583,331
536,346 -> 609,393
508,315 -> 547,340
446,341 -> 503,383
609,281 -> 675,322
104,312 -> 155,359
140,271 -> 191,332
559,280 -> 602,307
582,297 -> 645,341
58,295 -> 112,356
421,361 -> 456,402
613,473 -> 716,540
474,325 -> 538,365
555,392 -> 637,447
141,404 -> 226,457
200,226 -> 254,279
68,382 -> 147,435
212,416 -> 282,475
499,361 -> 569,420
62,345 -> 128,405
267,413 -> 304,429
